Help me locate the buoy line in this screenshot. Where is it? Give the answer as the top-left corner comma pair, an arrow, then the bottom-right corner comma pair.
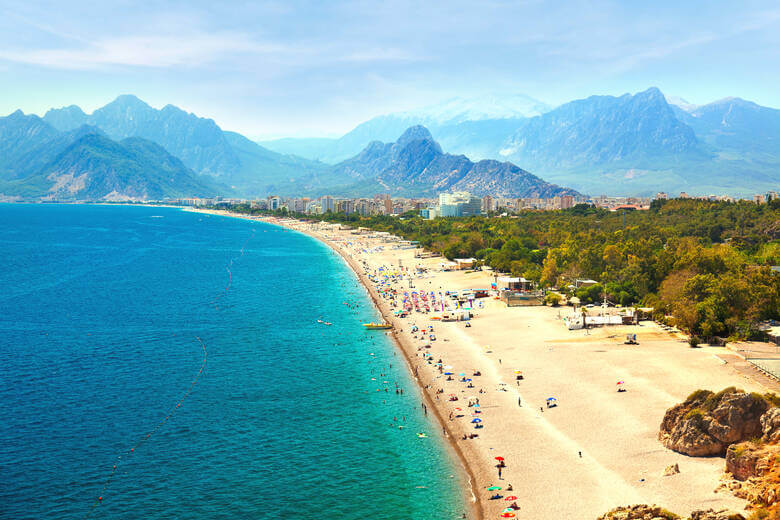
211,229 -> 255,309
86,228 -> 254,516
84,337 -> 207,518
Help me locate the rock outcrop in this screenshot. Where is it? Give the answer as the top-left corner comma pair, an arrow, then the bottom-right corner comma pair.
762,408 -> 780,443
725,442 -> 776,481
663,463 -> 680,476
659,389 -> 769,456
596,504 -> 744,520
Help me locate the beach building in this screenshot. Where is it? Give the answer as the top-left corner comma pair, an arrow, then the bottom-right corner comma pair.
495,276 -> 534,292
454,258 -> 476,270
440,261 -> 458,271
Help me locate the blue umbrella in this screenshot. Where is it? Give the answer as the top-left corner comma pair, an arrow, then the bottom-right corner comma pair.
547,397 -> 557,402
444,372 -> 454,375
473,403 -> 480,407
466,378 -> 472,382
471,418 -> 482,423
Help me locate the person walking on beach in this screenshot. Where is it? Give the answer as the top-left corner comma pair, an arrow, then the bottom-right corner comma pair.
518,396 -> 521,407
498,466 -> 502,479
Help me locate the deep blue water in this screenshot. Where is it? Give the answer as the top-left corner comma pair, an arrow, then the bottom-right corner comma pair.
0,204 -> 465,520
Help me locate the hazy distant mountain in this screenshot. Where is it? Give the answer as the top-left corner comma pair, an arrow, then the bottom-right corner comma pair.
496,88 -> 779,195
672,97 -> 780,155
499,87 -> 704,173
44,95 -> 330,195
0,110 -> 218,200
331,126 -> 577,198
0,110 -> 61,174
42,105 -> 88,131
265,88 -> 780,196
261,94 -> 549,163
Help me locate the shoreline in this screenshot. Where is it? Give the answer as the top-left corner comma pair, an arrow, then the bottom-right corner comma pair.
188,207 -> 483,519
186,208 -> 778,519
281,217 -> 484,520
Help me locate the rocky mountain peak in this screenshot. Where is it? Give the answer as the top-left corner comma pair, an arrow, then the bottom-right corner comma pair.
396,125 -> 436,147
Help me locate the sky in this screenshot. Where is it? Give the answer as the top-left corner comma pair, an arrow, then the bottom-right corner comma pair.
1,0 -> 779,139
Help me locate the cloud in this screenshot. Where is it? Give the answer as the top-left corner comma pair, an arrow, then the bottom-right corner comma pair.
0,32 -> 282,70
337,48 -> 428,63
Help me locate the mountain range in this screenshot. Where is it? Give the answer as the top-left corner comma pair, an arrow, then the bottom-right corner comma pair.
263,88 -> 780,196
330,126 -> 576,198
0,95 -> 575,201
261,94 -> 548,164
0,111 -> 219,200
40,96 -> 334,195
2,88 -> 777,201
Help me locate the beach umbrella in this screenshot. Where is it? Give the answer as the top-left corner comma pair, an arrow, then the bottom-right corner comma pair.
500,513 -> 515,518
502,508 -> 514,513
466,378 -> 472,382
444,372 -> 454,375
471,418 -> 482,423
495,456 -> 505,461
546,397 -> 557,402
617,381 -> 625,385
459,372 -> 466,376
487,486 -> 501,491
504,496 -> 518,501
444,365 -> 453,369
514,370 -> 523,374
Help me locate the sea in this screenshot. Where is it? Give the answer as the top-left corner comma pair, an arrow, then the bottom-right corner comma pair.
0,203 -> 466,520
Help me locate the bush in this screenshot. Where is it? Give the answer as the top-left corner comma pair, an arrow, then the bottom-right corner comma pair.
689,336 -> 701,347
685,408 -> 705,429
730,443 -> 748,458
686,389 -> 714,403
763,393 -> 780,408
747,508 -> 769,520
658,510 -> 680,520
544,293 -> 562,307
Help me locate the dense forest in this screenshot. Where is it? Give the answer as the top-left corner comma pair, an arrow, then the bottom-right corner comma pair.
225,199 -> 780,341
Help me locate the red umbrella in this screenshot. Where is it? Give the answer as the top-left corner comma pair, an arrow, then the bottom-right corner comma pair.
500,514 -> 515,518
495,456 -> 505,461
504,496 -> 518,500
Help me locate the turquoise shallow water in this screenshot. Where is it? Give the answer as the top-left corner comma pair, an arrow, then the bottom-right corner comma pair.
0,204 -> 465,519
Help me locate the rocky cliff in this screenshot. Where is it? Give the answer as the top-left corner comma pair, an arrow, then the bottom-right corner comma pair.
657,388 -> 780,518
596,504 -> 744,520
658,388 -> 770,456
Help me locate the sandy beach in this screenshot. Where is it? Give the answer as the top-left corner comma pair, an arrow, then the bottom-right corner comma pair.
192,209 -> 780,519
